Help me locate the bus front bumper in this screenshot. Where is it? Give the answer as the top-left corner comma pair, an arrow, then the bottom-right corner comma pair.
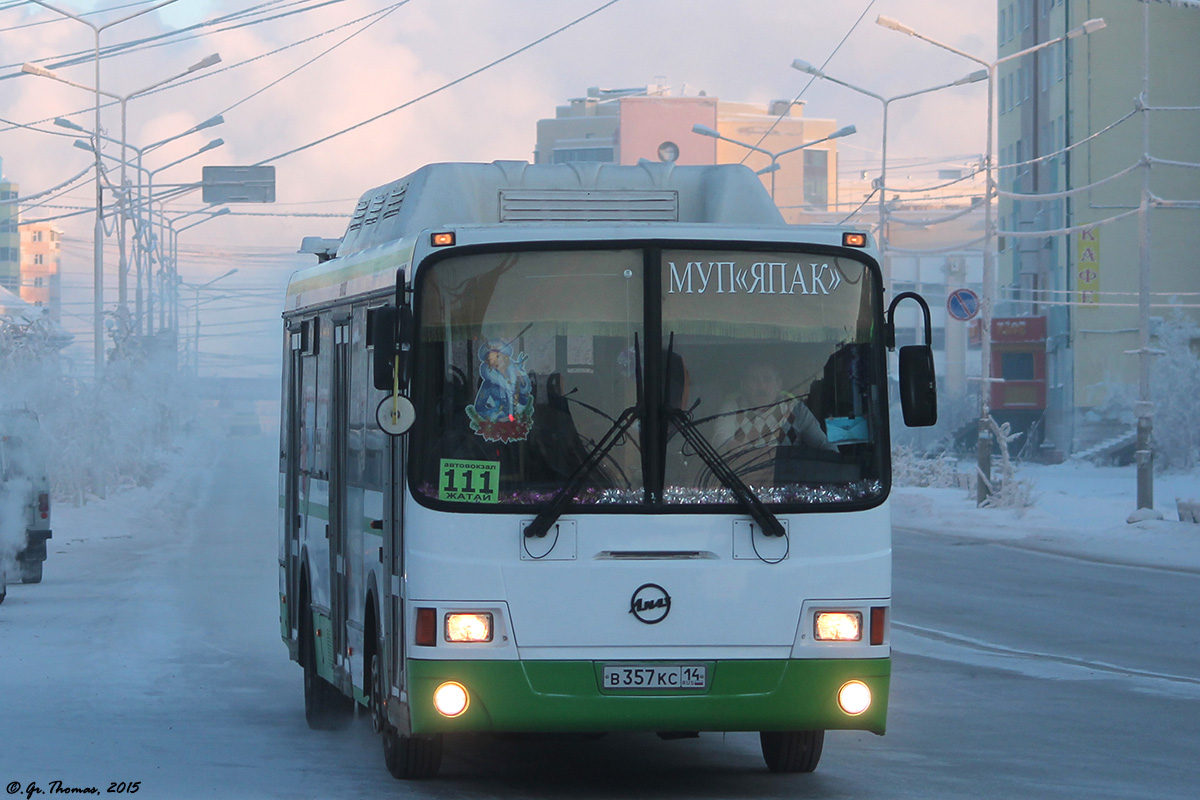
405,657 -> 889,735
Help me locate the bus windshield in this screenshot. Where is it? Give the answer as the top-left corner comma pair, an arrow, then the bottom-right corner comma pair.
410,245 -> 887,510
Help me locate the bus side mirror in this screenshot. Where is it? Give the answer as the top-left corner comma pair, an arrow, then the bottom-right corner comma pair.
372,304 -> 413,391
898,345 -> 938,427
886,291 -> 938,428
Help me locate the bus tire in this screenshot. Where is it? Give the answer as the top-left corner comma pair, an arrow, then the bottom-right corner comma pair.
383,729 -> 443,780
371,651 -> 443,779
301,601 -> 353,730
20,560 -> 43,584
759,730 -> 824,773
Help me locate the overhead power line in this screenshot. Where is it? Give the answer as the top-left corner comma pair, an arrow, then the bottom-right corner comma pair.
4,0 -> 347,74
254,0 -> 627,166
738,0 -> 878,165
187,1 -> 413,115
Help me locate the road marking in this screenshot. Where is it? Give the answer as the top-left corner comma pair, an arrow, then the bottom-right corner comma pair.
894,621 -> 1200,700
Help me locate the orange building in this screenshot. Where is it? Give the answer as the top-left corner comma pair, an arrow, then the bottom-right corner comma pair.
19,222 -> 63,322
534,86 -> 844,220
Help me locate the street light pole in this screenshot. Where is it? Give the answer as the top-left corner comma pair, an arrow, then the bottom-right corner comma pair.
27,0 -> 184,378
113,54 -> 221,333
789,61 -> 987,287
64,129 -> 224,343
876,14 -> 1106,505
179,263 -> 236,377
141,139 -> 225,340
690,123 -> 856,202
27,54 -> 220,344
1133,0 -> 1155,512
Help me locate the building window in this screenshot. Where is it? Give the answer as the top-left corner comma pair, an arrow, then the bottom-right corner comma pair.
552,147 -> 614,164
34,254 -> 43,265
34,277 -> 44,287
803,150 -> 829,209
1001,351 -> 1035,381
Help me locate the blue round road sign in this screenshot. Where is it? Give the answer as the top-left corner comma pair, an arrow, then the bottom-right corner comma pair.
947,288 -> 980,321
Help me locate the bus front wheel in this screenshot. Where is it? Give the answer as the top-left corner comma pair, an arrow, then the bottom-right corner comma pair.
760,730 -> 824,773
370,651 -> 443,779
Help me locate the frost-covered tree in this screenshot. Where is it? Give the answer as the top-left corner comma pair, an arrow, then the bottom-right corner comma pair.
1150,312 -> 1200,471
1,319 -> 197,504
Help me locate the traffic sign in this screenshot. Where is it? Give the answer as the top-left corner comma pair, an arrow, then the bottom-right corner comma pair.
947,288 -> 980,321
202,166 -> 276,203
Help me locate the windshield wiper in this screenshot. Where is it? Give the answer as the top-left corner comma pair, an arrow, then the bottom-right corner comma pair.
664,407 -> 786,538
662,332 -> 785,538
524,335 -> 644,540
523,404 -> 640,539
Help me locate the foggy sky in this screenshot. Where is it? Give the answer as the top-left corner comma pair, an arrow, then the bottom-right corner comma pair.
3,0 -> 996,250
1,0 -> 995,377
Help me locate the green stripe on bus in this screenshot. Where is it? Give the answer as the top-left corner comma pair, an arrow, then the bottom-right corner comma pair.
280,494 -> 382,536
405,658 -> 890,735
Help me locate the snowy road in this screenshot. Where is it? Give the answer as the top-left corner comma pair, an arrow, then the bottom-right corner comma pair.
2,424 -> 1198,798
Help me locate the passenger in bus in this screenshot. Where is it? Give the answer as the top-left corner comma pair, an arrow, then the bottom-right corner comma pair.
714,362 -> 836,452
527,373 -> 589,482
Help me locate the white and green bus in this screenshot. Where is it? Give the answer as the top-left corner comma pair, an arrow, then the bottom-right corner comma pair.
279,160 -> 936,779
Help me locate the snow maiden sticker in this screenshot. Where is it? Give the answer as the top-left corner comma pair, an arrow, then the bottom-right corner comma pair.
465,339 -> 534,442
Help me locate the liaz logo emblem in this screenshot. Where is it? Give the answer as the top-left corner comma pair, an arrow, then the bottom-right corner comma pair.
629,583 -> 671,624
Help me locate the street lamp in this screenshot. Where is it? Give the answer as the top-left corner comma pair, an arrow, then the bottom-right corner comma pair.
25,0 -> 185,378
180,265 -> 237,377
67,134 -> 225,338
57,115 -> 226,333
876,14 -> 1106,505
789,60 -> 986,283
690,122 -> 856,202
24,53 -> 221,333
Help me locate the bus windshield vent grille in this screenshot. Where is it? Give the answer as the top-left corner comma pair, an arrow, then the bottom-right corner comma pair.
363,194 -> 387,226
499,189 -> 678,222
381,185 -> 407,220
346,198 -> 370,232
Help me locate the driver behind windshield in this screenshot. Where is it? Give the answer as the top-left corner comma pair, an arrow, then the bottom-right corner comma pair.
714,362 -> 836,453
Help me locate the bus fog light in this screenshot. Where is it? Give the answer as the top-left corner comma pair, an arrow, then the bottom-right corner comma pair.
445,612 -> 493,643
815,611 -> 862,641
433,681 -> 469,717
838,680 -> 871,716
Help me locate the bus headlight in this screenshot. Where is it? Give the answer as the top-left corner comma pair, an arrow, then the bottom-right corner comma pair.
433,681 -> 470,717
814,611 -> 862,641
838,680 -> 872,716
445,612 -> 493,643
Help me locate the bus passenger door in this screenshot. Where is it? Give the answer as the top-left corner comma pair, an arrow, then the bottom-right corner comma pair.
329,318 -> 351,686
284,327 -> 304,644
369,305 -> 406,721
385,428 -> 406,709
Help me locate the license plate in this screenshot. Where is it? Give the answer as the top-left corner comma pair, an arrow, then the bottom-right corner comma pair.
602,664 -> 707,690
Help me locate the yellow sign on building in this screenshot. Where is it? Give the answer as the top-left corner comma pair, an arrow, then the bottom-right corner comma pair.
1076,227 -> 1099,306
